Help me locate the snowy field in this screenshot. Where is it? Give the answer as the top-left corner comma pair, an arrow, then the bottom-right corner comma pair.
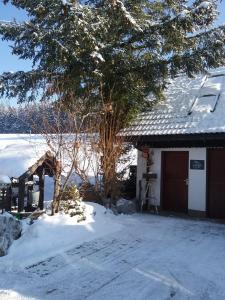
1,214 -> 225,300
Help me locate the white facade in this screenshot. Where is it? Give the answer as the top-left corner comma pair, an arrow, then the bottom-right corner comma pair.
137,147 -> 207,213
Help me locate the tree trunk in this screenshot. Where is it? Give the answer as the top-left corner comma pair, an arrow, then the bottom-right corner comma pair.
51,161 -> 62,215
99,108 -> 120,204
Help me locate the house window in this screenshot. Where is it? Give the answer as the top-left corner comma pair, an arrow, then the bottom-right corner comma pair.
200,75 -> 223,97
189,74 -> 224,114
192,94 -> 217,113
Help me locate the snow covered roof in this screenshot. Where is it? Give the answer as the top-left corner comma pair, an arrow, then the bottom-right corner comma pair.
123,67 -> 225,137
0,142 -> 48,180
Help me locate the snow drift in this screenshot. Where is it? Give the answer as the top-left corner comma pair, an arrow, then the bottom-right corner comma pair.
0,203 -> 121,269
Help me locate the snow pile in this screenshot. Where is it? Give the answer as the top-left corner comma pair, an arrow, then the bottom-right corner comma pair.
0,203 -> 121,269
116,198 -> 136,214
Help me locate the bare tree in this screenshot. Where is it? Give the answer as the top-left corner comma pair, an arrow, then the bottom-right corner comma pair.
21,98 -> 98,215
4,73 -> 135,210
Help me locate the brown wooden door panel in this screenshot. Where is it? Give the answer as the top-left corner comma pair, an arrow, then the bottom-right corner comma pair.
162,151 -> 188,213
208,149 -> 225,218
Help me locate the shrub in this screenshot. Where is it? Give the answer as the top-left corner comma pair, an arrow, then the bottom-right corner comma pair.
59,185 -> 86,221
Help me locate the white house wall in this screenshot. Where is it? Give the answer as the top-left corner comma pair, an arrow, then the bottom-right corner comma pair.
137,148 -> 206,213
188,148 -> 206,212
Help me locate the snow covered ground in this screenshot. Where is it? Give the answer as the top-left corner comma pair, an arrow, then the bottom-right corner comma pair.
0,134 -> 224,299
0,214 -> 225,300
0,203 -> 122,269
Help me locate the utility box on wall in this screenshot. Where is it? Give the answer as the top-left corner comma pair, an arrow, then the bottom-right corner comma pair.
143,173 -> 157,180
190,160 -> 205,170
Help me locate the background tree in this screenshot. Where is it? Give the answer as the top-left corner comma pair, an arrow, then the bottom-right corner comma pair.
0,0 -> 225,201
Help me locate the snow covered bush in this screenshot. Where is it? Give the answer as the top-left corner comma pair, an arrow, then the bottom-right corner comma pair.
59,185 -> 86,222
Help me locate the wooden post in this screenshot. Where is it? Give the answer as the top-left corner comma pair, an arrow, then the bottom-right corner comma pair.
0,189 -> 4,212
27,175 -> 33,206
18,179 -> 25,212
139,180 -> 142,212
5,187 -> 12,212
38,168 -> 45,210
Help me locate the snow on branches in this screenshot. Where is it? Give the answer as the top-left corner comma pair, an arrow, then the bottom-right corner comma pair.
0,0 -> 224,104
111,0 -> 143,32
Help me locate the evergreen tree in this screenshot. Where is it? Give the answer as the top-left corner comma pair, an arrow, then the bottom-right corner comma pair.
0,0 -> 225,200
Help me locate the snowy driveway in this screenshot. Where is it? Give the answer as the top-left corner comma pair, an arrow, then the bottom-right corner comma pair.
1,214 -> 225,300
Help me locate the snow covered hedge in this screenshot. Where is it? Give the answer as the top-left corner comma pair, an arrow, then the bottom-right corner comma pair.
0,213 -> 22,256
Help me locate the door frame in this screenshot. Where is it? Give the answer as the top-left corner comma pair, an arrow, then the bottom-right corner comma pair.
161,150 -> 189,213
206,148 -> 225,218
206,148 -> 209,218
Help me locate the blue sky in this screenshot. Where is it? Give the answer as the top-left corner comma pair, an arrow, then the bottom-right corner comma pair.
0,2 -> 32,73
0,1 -> 225,74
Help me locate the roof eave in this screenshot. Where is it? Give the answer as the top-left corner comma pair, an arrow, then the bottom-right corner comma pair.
125,132 -> 225,148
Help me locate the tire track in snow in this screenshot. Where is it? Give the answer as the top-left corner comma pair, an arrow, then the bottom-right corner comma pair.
25,235 -> 143,277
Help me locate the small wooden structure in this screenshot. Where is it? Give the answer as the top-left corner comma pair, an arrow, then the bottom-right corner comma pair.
2,151 -> 58,213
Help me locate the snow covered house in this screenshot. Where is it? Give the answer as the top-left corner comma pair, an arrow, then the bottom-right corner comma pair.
123,67 -> 225,219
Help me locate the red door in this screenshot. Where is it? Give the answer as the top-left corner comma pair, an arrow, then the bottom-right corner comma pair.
208,149 -> 225,219
162,151 -> 189,213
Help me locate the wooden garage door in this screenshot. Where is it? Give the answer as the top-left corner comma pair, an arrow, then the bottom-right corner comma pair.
162,151 -> 189,213
208,149 -> 225,219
